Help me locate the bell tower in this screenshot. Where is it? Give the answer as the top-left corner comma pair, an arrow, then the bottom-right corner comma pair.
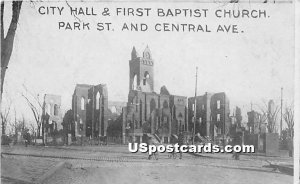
129,46 -> 154,93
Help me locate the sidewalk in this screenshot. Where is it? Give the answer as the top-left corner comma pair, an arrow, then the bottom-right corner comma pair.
1,154 -> 62,183
192,152 -> 294,176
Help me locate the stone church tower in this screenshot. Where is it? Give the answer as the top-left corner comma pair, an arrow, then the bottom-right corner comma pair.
129,46 -> 154,93
123,45 -> 188,144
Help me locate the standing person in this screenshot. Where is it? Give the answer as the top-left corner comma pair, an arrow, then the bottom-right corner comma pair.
232,132 -> 242,160
23,130 -> 30,147
168,135 -> 178,159
147,136 -> 159,160
178,132 -> 184,159
143,134 -> 151,160
147,136 -> 153,160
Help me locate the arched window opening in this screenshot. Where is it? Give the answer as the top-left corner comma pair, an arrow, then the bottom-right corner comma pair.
140,100 -> 143,127
179,120 -> 182,132
150,99 -> 156,114
172,106 -> 176,119
143,72 -> 150,85
54,104 -> 58,116
54,121 -> 57,131
132,74 -> 138,90
163,100 -> 168,109
79,118 -> 83,131
46,104 -> 51,115
217,100 -> 221,109
128,120 -> 132,129
132,114 -> 136,129
96,92 -> 100,110
134,96 -> 138,112
81,97 -> 85,110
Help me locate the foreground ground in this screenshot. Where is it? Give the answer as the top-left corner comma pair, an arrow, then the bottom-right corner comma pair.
1,145 -> 294,184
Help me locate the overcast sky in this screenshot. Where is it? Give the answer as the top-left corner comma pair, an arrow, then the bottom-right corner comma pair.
2,1 -> 294,127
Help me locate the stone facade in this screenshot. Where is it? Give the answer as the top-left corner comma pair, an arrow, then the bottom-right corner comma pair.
72,84 -> 108,138
247,110 -> 260,134
122,46 -> 188,144
188,92 -> 213,137
247,110 -> 267,134
43,94 -> 63,135
86,84 -> 109,137
188,92 -> 230,139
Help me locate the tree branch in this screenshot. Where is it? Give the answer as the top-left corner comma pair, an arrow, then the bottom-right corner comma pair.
22,84 -> 43,109
21,93 -> 41,126
65,0 -> 81,22
284,106 -> 294,138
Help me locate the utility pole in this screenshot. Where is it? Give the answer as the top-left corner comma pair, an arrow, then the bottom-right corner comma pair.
41,97 -> 46,146
192,67 -> 198,145
223,95 -> 226,148
92,86 -> 94,138
280,87 -> 283,137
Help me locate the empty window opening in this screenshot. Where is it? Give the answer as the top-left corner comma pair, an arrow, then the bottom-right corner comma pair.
96,92 -> 100,110
54,104 -> 58,116
81,97 -> 85,110
217,100 -> 221,109
143,72 -> 150,85
132,74 -> 138,90
217,114 -> 221,122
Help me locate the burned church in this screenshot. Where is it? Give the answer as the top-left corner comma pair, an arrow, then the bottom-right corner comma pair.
72,84 -> 109,139
122,46 -> 188,144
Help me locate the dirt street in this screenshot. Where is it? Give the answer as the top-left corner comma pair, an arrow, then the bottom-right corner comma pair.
1,145 -> 293,184
43,161 -> 292,184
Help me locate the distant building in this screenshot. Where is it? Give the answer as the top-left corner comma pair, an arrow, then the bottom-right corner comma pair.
267,99 -> 278,133
122,46 -> 188,144
229,107 -> 244,136
72,84 -> 108,138
188,92 -> 213,137
72,84 -> 92,138
108,101 -> 127,120
247,109 -> 268,134
268,100 -> 275,115
247,110 -> 262,134
43,94 -> 63,135
188,92 -> 230,140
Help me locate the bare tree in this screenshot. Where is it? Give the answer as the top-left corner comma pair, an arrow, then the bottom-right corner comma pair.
284,105 -> 294,139
259,100 -> 280,133
29,122 -> 36,135
10,108 -> 17,136
0,0 -> 77,103
1,1 -> 23,100
21,85 -> 44,139
8,112 -> 26,136
1,100 -> 11,135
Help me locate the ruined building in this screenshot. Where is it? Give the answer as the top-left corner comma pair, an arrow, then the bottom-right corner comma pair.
122,46 -> 188,143
72,84 -> 108,138
247,109 -> 268,134
188,92 -> 230,140
43,94 -> 63,135
247,110 -> 262,134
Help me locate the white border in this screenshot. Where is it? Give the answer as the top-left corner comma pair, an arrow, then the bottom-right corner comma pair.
294,0 -> 299,183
